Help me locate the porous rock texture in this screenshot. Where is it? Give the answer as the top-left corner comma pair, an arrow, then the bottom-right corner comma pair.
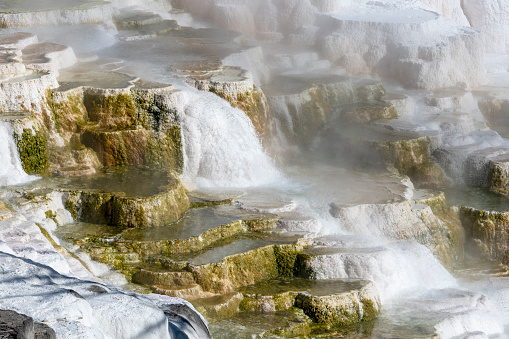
460,207 -> 509,265
294,281 -> 380,326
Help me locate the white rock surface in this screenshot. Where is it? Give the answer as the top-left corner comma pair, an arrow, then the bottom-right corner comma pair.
462,0 -> 509,54
0,253 -> 173,339
383,288 -> 505,339
22,42 -> 78,76
0,187 -> 211,339
0,70 -> 58,112
179,0 -> 487,89
0,3 -> 114,28
417,0 -> 470,26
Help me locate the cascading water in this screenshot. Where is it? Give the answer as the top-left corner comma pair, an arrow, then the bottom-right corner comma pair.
177,89 -> 282,188
163,78 -> 505,335
0,122 -> 35,186
148,1 -> 509,334
1,0 -> 509,338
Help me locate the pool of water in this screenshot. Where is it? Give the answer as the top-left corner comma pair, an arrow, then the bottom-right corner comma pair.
187,237 -> 291,265
121,205 -> 275,241
17,166 -> 172,199
444,186 -> 509,211
55,221 -> 123,241
238,277 -> 368,296
65,167 -> 171,197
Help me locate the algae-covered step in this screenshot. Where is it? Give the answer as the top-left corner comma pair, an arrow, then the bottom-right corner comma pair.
132,266 -> 196,286
189,292 -> 242,320
185,237 -> 294,266
114,8 -> 163,28
118,20 -> 181,41
98,203 -> 281,257
149,243 -> 303,293
62,167 -> 189,227
152,283 -> 205,299
239,277 -> 381,324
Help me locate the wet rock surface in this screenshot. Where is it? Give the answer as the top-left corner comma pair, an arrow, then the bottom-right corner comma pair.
63,168 -> 189,228
1,1 -> 509,338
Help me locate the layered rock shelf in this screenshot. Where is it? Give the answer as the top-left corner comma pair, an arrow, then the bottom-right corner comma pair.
63,168 -> 189,227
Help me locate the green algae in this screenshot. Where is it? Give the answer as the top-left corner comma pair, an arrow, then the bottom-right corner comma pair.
132,267 -> 195,286
372,137 -> 430,174
146,125 -> 183,173
63,168 -> 190,227
46,87 -> 184,172
356,83 -> 386,102
208,308 -> 313,338
488,163 -> 509,196
47,90 -> 87,137
415,192 -> 450,216
209,86 -> 271,143
274,244 -> 300,277
359,298 -> 378,322
84,91 -> 137,129
459,206 -> 509,264
14,128 -> 49,175
343,102 -> 398,124
294,284 -> 381,327
192,292 -> 244,321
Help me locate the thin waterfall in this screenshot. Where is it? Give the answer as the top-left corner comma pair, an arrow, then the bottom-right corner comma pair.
0,122 -> 35,186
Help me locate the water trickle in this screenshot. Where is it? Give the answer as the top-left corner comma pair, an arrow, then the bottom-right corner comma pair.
0,122 -> 35,186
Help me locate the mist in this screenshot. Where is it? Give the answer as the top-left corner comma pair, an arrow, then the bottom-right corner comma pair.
0,0 -> 509,338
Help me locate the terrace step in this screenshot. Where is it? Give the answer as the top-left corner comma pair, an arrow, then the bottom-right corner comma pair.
208,308 -> 313,338
132,267 -> 195,286
152,284 -> 207,300
118,20 -> 180,41
22,42 -> 77,74
191,292 -> 243,321
114,9 -> 163,28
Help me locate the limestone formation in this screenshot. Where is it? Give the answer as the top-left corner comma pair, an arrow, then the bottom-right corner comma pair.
294,281 -> 380,326
459,207 -> 509,264
177,0 -> 485,89
265,75 -> 387,150
1,1 -> 509,338
49,86 -> 184,173
174,62 -> 275,148
0,1 -> 114,28
462,0 -> 509,53
329,196 -> 464,268
64,170 -> 190,228
239,278 -> 381,326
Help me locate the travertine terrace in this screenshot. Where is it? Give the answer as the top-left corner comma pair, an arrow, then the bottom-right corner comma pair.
1,0 -> 509,338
